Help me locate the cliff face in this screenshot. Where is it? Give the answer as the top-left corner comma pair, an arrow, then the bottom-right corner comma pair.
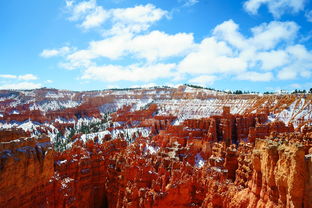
0,135 -> 54,208
228,139 -> 308,208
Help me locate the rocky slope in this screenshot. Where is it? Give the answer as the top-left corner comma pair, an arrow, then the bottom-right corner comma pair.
0,86 -> 311,208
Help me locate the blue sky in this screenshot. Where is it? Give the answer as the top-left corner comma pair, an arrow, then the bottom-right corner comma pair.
1,0 -> 312,92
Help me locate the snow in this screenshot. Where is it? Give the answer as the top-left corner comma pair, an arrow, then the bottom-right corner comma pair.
19,120 -> 37,132
0,122 -> 15,129
61,177 -> 74,189
10,110 -> 20,114
30,100 -> 81,112
45,92 -> 65,99
275,98 -> 311,127
21,91 -> 36,97
56,160 -> 67,165
195,153 -> 205,168
156,98 -> 253,123
55,117 -> 76,124
211,167 -> 222,173
144,144 -> 159,154
80,130 -> 111,143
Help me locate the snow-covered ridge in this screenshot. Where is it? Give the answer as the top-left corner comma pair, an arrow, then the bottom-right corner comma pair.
0,87 -> 311,132
29,100 -> 81,112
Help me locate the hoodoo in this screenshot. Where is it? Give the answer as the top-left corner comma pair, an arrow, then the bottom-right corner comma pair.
0,86 -> 311,208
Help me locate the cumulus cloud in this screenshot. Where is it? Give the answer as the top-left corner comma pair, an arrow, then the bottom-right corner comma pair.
236,71 -> 273,81
213,20 -> 298,51
81,63 -> 176,82
276,44 -> 312,80
131,83 -> 157,88
41,2 -> 312,84
61,30 -> 194,70
129,31 -> 194,61
178,19 -> 312,81
80,6 -> 108,29
256,50 -> 289,70
0,82 -> 41,90
178,37 -> 247,74
0,74 -> 40,90
66,1 -> 167,32
189,75 -> 217,86
40,46 -> 72,58
61,18 -> 312,82
244,0 -> 306,18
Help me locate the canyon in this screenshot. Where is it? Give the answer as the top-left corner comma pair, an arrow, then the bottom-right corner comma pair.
0,85 -> 311,208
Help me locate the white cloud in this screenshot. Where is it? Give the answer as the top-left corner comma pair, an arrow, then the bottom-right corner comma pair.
80,6 -> 108,29
244,0 -> 306,18
18,74 -> 38,80
213,20 -> 298,51
189,75 -> 217,86
277,67 -> 297,80
213,19 -> 247,49
87,34 -> 131,60
178,19 -> 311,81
108,4 -> 168,35
236,71 -> 273,81
290,83 -> 301,88
276,44 -> 312,80
131,83 -> 157,88
250,21 -> 298,50
66,1 -> 167,32
45,80 -> 53,84
0,74 -> 38,80
65,0 -> 74,8
0,74 -> 17,79
306,10 -> 312,22
49,2 -> 312,85
129,31 -> 194,61
183,0 -> 199,7
0,82 -> 41,90
111,4 -> 167,24
257,50 -> 289,70
63,31 -> 194,68
81,63 -> 176,82
178,37 -> 247,74
40,46 -> 71,58
67,0 -> 97,21
66,0 -> 109,29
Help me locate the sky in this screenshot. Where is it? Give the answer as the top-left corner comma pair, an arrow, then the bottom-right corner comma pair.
0,0 -> 312,92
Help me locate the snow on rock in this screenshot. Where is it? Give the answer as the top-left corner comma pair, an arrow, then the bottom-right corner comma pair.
195,153 -> 205,168
80,130 -> 111,144
56,160 -> 67,166
45,92 -> 65,99
19,120 -> 38,132
10,110 -> 20,115
0,120 -> 39,132
111,127 -> 151,141
30,100 -> 81,112
156,98 -> 253,123
144,144 -> 159,155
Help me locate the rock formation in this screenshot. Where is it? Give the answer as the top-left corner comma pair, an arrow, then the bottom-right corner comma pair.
0,86 -> 311,208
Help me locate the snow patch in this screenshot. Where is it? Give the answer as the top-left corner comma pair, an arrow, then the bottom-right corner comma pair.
195,153 -> 205,168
